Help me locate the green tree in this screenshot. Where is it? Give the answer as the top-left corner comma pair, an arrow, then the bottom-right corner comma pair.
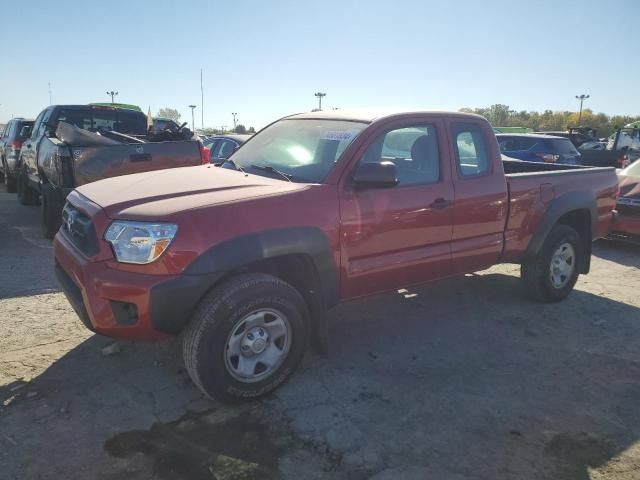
156,108 -> 181,122
487,104 -> 510,126
248,127 -> 256,134
234,124 -> 247,134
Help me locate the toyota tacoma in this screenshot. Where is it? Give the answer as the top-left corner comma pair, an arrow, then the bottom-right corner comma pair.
54,110 -> 618,401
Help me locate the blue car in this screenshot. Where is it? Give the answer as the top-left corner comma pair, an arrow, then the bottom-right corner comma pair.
496,133 -> 582,165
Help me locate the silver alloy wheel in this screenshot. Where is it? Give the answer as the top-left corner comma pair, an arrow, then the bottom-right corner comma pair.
549,242 -> 575,289
224,308 -> 292,383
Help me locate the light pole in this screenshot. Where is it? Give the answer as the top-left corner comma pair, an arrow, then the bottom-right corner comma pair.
575,94 -> 590,124
314,92 -> 326,111
232,112 -> 238,130
106,91 -> 118,104
188,105 -> 197,132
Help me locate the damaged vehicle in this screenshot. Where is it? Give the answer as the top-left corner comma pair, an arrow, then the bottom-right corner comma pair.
54,109 -> 617,402
609,160 -> 640,244
17,104 -> 209,238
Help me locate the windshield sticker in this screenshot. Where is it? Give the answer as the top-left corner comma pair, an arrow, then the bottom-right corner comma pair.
322,131 -> 357,142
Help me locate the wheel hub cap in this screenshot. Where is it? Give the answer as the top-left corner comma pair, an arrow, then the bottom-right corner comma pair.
224,309 -> 291,383
550,242 -> 575,288
241,327 -> 268,354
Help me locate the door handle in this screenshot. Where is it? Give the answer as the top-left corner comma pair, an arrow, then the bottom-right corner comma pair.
430,198 -> 452,209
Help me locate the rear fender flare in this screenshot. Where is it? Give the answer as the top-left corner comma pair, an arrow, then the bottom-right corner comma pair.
524,191 -> 596,272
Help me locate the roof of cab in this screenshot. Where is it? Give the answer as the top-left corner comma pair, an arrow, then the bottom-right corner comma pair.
496,133 -> 565,140
284,109 -> 487,124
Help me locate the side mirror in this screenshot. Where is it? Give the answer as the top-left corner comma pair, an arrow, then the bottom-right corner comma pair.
353,161 -> 398,188
19,125 -> 32,138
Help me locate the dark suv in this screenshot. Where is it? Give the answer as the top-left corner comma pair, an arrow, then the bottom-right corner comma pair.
0,118 -> 34,192
496,133 -> 582,165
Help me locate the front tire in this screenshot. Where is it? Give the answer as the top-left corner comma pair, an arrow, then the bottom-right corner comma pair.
5,173 -> 17,193
183,273 -> 310,403
521,224 -> 584,302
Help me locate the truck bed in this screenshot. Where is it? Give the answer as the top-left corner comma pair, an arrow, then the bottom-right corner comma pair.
39,121 -> 204,190
501,159 -> 618,262
48,138 -> 203,188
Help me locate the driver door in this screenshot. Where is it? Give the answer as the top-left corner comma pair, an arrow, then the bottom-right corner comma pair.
339,119 -> 455,298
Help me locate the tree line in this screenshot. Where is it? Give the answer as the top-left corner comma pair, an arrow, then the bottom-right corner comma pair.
459,104 -> 640,137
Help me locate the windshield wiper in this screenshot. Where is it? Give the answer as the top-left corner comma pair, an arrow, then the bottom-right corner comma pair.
221,158 -> 246,174
250,164 -> 292,182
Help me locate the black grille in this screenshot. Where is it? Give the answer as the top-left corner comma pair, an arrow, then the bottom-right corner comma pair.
61,202 -> 99,256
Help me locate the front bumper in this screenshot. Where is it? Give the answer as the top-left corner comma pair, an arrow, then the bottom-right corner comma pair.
54,231 -> 177,340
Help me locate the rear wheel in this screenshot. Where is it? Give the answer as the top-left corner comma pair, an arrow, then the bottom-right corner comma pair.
183,273 -> 309,403
41,183 -> 62,239
521,224 -> 583,302
17,167 -> 40,206
5,172 -> 17,193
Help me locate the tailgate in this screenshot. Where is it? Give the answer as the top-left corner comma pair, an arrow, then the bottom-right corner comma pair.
70,141 -> 202,187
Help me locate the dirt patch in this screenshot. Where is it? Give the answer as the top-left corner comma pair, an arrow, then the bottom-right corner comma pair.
104,406 -> 285,479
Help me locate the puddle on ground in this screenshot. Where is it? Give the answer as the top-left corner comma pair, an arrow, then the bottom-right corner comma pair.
104,405 -> 293,480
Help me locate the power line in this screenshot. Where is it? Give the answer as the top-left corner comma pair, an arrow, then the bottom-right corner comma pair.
575,94 -> 590,124
200,69 -> 204,129
314,92 -> 326,111
106,90 -> 118,104
188,105 -> 197,132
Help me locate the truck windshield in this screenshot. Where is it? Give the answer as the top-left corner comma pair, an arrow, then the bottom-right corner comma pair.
229,119 -> 367,183
55,108 -> 147,135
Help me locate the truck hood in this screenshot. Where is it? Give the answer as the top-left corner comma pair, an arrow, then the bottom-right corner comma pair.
75,165 -> 307,218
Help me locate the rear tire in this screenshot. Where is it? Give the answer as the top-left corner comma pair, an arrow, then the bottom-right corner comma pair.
5,173 -> 17,193
41,183 -> 62,239
521,225 -> 583,303
183,273 -> 309,403
17,167 -> 40,206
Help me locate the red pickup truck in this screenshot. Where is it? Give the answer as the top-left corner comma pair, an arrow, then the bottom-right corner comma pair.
53,110 -> 617,401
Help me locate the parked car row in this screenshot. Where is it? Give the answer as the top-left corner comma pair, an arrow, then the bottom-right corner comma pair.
1,103 -> 209,238
499,128 -> 634,169
50,109 -> 620,402
2,104 -> 635,402
0,117 -> 34,192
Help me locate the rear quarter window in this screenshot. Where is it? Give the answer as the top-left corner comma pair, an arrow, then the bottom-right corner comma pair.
454,124 -> 491,177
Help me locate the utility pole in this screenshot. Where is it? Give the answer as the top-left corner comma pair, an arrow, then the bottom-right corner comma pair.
188,105 -> 197,132
106,90 -> 118,104
48,82 -> 52,105
314,92 -> 326,111
200,69 -> 204,129
575,94 -> 590,124
232,112 -> 238,130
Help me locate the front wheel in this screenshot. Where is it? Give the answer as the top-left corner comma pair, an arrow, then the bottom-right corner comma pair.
182,273 -> 310,403
521,225 -> 584,302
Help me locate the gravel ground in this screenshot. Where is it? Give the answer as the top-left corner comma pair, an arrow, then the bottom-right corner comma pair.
1,188 -> 639,480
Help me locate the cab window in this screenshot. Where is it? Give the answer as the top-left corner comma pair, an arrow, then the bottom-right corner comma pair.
453,124 -> 490,177
360,125 -> 440,186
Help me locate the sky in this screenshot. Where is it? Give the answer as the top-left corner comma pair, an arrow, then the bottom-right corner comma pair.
1,0 -> 639,129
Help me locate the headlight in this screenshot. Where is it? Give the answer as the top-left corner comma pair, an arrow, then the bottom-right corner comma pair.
104,221 -> 178,264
